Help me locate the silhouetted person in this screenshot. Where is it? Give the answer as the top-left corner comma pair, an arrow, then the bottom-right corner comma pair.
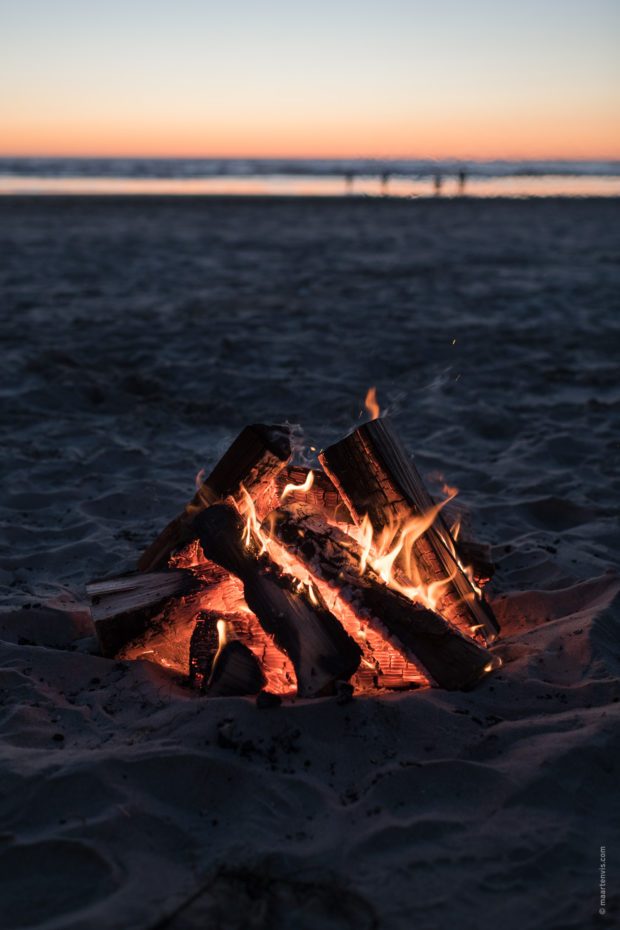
381,171 -> 390,196
345,171 -> 354,194
458,169 -> 467,195
433,172 -> 442,196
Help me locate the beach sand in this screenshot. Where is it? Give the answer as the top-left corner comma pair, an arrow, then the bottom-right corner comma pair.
1,195 -> 619,929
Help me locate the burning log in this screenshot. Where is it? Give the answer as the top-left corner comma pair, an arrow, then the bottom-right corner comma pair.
278,466 -> 495,585
454,540 -> 495,586
87,569 -> 201,659
138,424 -> 292,573
270,507 -> 496,690
87,565 -> 248,676
440,499 -> 495,585
87,411 -> 500,698
189,611 -> 220,688
189,607 -> 296,694
209,641 -> 267,696
320,418 -> 500,644
189,613 -> 267,696
194,504 -> 362,697
276,466 -> 353,523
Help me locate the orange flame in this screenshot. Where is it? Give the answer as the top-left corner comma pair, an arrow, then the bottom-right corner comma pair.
207,619 -> 230,686
358,513 -> 374,574
203,467 -> 493,692
365,387 -> 380,420
349,487 -> 459,613
239,484 -> 269,555
441,480 -> 459,498
281,470 -> 314,501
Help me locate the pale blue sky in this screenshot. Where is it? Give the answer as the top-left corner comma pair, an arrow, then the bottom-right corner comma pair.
1,0 -> 619,157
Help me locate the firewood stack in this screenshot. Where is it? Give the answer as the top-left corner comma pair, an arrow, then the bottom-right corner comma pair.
87,417 -> 501,699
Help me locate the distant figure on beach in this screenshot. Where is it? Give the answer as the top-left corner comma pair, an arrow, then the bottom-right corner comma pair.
433,172 -> 442,196
381,171 -> 390,196
345,171 -> 354,194
458,169 -> 467,195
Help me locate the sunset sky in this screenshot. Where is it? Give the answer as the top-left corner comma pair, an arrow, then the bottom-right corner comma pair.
1,0 -> 619,160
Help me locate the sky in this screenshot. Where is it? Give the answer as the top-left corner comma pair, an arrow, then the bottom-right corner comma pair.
1,0 -> 619,160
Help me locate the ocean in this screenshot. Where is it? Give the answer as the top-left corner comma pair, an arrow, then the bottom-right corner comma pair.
1,157 -> 620,197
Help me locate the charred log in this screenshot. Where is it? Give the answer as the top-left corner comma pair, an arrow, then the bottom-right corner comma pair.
188,610 -> 220,688
270,507 -> 496,690
194,504 -> 362,697
138,424 -> 292,573
433,498 -> 495,585
190,614 -> 267,696
87,569 -> 201,659
275,466 -> 352,523
87,564 -> 247,675
209,642 -> 267,697
320,417 -> 499,643
454,540 -> 495,586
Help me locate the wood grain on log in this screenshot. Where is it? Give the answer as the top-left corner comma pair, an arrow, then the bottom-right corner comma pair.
189,606 -> 296,694
275,466 -> 352,523
138,424 -> 292,573
270,506 -> 496,690
190,614 -> 267,696
320,418 -> 499,643
87,565 -> 247,674
194,504 -> 362,697
87,569 -> 200,658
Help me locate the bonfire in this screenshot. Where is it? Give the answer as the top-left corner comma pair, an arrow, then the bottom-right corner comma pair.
87,393 -> 502,700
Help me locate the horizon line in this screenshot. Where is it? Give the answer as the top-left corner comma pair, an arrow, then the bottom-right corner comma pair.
2,152 -> 620,163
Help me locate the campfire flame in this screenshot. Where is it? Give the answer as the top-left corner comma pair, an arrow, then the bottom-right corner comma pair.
281,469 -> 314,501
240,484 -> 269,554
210,619 -> 229,677
223,462 -> 492,690
218,448 -> 498,693
365,387 -> 380,420
146,428 -> 497,696
347,489 -> 459,614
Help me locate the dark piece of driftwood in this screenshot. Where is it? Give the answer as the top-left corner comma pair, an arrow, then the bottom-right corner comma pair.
320,418 -> 499,644
189,613 -> 267,696
275,466 -> 352,523
194,504 -> 362,697
138,424 -> 292,573
87,569 -> 201,658
270,507 -> 496,690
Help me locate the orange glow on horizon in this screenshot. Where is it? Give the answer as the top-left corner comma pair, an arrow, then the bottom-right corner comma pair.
2,109 -> 619,162
2,0 -> 618,166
